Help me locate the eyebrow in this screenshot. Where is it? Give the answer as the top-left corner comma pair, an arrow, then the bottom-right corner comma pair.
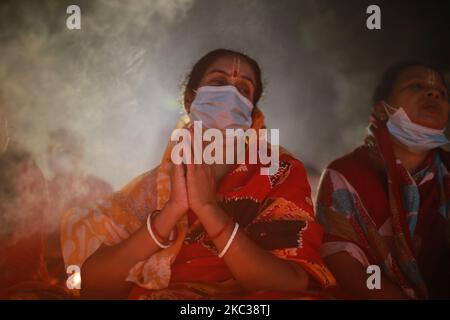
401,76 -> 447,88
206,69 -> 256,88
405,76 -> 433,81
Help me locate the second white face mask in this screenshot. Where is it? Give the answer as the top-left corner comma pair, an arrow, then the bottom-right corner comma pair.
383,101 -> 450,153
188,85 -> 254,130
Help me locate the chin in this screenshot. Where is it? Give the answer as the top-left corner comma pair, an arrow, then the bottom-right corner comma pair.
415,118 -> 446,130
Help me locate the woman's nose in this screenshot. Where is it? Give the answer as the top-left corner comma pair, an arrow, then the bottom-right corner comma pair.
426,87 -> 441,99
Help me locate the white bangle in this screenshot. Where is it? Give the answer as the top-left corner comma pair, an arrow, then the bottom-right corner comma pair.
218,222 -> 239,258
146,213 -> 171,249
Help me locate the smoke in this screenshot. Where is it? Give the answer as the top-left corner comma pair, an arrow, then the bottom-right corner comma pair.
1,0 -> 449,192
0,0 -> 196,189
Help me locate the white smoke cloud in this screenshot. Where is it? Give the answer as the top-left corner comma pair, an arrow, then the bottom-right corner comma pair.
0,0 -> 196,189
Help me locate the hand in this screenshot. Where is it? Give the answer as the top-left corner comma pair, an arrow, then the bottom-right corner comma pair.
166,162 -> 189,218
186,163 -> 218,216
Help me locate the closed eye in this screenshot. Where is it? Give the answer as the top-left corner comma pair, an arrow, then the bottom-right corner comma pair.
237,85 -> 250,97
207,76 -> 228,86
234,80 -> 253,100
408,82 -> 425,91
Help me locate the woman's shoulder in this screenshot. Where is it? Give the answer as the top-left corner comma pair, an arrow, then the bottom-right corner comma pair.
326,145 -> 384,183
276,146 -> 307,170
261,147 -> 311,192
321,145 -> 389,207
120,166 -> 159,196
109,166 -> 159,221
266,146 -> 309,181
243,145 -> 306,176
320,145 -> 390,225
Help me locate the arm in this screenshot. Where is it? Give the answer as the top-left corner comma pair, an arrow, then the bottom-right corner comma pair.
81,164 -> 189,299
324,251 -> 408,299
197,203 -> 309,292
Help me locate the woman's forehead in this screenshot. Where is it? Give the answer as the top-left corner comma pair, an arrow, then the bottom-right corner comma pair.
204,56 -> 256,82
397,66 -> 444,86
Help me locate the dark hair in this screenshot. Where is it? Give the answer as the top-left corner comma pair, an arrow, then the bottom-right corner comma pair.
184,49 -> 263,105
373,60 -> 449,103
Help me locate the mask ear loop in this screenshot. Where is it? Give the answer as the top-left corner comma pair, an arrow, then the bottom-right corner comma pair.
381,101 -> 398,117
184,87 -> 198,128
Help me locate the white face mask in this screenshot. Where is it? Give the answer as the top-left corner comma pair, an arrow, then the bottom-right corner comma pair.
188,85 -> 254,130
383,101 -> 450,153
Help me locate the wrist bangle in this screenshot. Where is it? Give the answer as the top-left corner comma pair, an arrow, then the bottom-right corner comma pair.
152,210 -> 177,242
151,210 -> 165,241
209,215 -> 233,240
218,222 -> 239,258
146,210 -> 173,249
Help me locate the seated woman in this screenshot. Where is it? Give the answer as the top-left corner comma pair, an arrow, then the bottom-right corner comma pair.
61,48 -> 336,299
316,61 -> 450,299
